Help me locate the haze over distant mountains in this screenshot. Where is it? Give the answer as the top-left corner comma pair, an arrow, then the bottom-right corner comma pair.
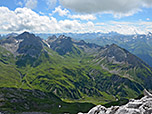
34,32 -> 152,67
1,0 -> 152,113
0,32 -> 152,113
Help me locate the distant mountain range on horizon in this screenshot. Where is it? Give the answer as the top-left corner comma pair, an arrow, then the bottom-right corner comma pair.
36,31 -> 152,67
1,31 -> 152,67
1,31 -> 152,113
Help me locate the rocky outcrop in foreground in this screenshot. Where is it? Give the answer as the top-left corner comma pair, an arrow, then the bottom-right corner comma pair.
79,89 -> 152,114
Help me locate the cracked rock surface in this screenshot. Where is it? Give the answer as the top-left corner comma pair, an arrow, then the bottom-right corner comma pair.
79,89 -> 152,114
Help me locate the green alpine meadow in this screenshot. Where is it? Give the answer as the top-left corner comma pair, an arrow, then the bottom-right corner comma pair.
0,32 -> 152,113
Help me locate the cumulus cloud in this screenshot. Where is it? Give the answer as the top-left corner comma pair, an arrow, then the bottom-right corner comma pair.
0,7 -> 60,33
52,6 -> 69,16
98,21 -> 152,34
60,0 -> 152,16
51,6 -> 96,20
68,14 -> 96,20
25,0 -> 37,9
59,20 -> 81,30
58,20 -> 95,33
0,6 -> 152,34
0,7 -> 94,33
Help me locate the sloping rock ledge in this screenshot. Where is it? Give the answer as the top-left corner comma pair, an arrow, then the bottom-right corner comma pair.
79,89 -> 152,114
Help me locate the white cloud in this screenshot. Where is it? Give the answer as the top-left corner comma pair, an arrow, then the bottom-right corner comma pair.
25,0 -> 37,9
95,23 -> 105,26
0,7 -> 60,33
52,6 -> 69,16
58,20 -> 95,33
69,14 -> 96,20
0,6 -> 152,34
60,0 -> 152,16
101,21 -> 152,34
0,7 -> 94,33
59,20 -> 81,31
46,0 -> 57,9
39,11 -> 45,15
51,6 -> 96,20
113,9 -> 142,18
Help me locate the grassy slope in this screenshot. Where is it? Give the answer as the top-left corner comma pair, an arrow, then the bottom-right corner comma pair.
86,36 -> 152,67
15,46 -> 147,105
0,45 -> 150,106
0,87 -> 94,114
0,46 -> 21,88
0,47 -> 95,113
0,63 -> 21,88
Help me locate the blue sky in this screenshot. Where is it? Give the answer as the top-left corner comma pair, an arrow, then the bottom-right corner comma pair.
0,0 -> 152,34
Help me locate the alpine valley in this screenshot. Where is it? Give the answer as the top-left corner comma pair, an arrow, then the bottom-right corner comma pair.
58,32 -> 152,67
0,32 -> 152,113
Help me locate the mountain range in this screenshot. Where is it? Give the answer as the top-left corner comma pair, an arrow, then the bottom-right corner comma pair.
0,32 -> 152,113
54,32 -> 152,67
4,32 -> 152,67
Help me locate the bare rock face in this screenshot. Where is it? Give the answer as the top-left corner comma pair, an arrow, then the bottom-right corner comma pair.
144,89 -> 152,98
0,32 -> 44,57
80,90 -> 152,114
46,35 -> 102,55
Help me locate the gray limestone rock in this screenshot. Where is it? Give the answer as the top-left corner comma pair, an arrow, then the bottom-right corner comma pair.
80,90 -> 152,114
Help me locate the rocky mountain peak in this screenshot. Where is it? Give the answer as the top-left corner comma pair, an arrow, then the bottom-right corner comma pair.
77,40 -> 86,45
147,32 -> 152,37
48,35 -> 57,39
46,35 -> 102,55
46,35 -> 57,43
15,32 -> 43,56
15,31 -> 37,40
58,35 -> 66,39
1,32 -> 152,113
0,36 -> 16,44
5,33 -> 18,37
100,44 -> 129,60
47,35 -> 77,55
110,43 -> 118,47
96,43 -> 150,68
58,35 -> 72,40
